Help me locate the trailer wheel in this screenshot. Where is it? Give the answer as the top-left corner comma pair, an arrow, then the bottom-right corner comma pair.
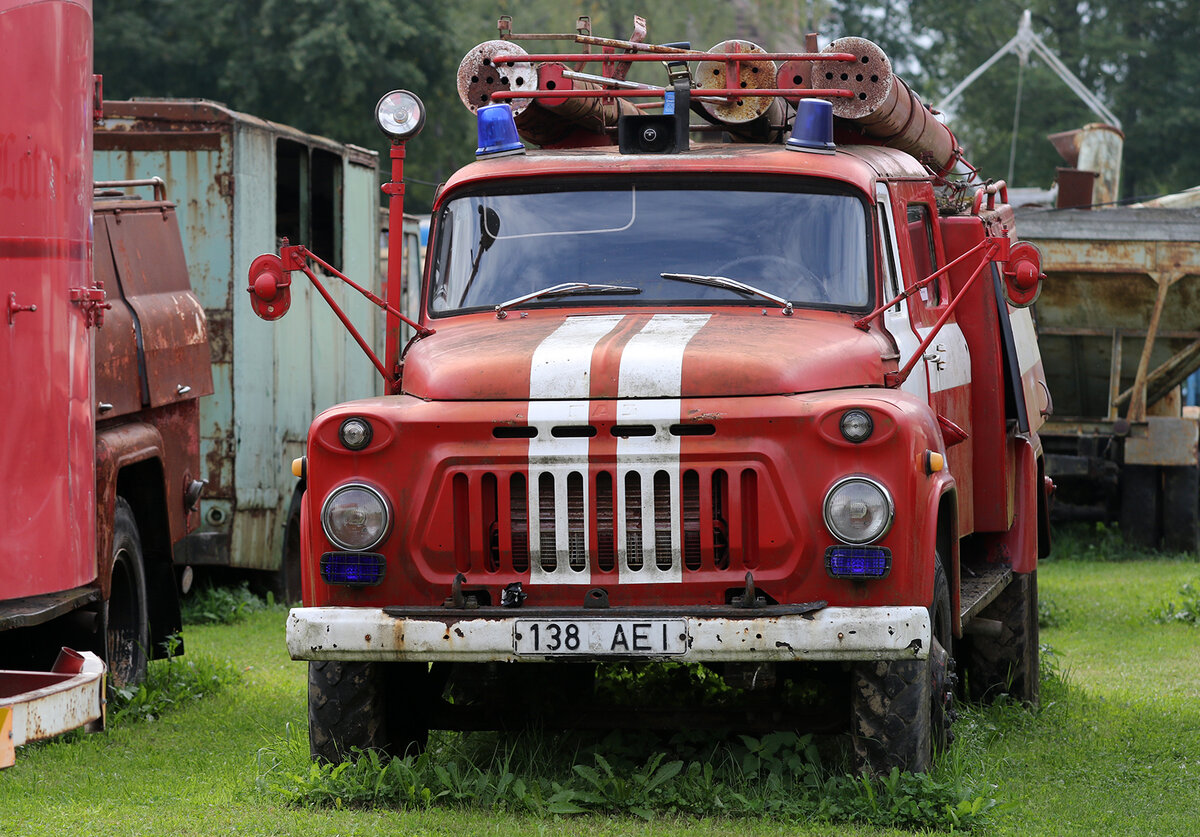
852,560 -> 953,774
108,498 -> 149,690
308,661 -> 432,763
963,571 -> 1039,705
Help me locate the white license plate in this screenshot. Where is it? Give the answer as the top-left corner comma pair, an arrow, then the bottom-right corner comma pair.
514,619 -> 688,656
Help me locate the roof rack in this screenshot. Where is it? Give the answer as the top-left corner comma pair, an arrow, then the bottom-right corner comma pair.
456,15 -> 967,179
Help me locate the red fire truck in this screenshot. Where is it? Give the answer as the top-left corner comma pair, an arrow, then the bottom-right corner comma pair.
248,20 -> 1051,773
0,0 -> 211,766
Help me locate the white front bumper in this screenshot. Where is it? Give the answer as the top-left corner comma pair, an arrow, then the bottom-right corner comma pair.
286,606 -> 930,663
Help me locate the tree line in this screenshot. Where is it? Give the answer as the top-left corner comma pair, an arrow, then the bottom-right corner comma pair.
96,0 -> 1200,210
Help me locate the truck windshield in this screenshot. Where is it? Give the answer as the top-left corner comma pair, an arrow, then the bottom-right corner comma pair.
428,178 -> 871,314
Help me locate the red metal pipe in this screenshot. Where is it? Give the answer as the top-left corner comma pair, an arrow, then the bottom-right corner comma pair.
384,143 -> 406,385
281,241 -> 432,392
490,88 -> 854,101
855,237 -> 994,329
293,259 -> 391,384
888,240 -> 1000,386
971,180 -> 1009,214
299,246 -> 429,338
494,51 -> 857,64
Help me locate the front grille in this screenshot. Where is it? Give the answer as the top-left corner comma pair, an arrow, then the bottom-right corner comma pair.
450,466 -> 759,580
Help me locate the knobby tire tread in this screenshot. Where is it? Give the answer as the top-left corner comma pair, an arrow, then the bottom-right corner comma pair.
964,571 -> 1039,705
308,661 -> 432,763
851,560 -> 951,775
308,660 -> 388,762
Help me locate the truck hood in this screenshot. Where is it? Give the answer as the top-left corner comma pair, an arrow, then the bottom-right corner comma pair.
401,311 -> 892,401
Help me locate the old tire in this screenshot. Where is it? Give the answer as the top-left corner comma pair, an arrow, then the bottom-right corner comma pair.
308,661 -> 432,763
963,570 -> 1039,705
852,561 -> 953,774
107,498 -> 149,691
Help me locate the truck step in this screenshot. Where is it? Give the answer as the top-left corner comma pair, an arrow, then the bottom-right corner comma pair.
959,563 -> 1013,624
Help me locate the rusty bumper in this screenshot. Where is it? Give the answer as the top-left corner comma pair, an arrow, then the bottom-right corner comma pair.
0,650 -> 106,769
286,606 -> 930,663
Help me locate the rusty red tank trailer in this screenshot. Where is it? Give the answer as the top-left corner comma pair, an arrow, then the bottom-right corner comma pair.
249,17 -> 1052,774
0,0 -> 211,766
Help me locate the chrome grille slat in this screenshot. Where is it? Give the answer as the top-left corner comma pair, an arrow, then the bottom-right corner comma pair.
624,471 -> 644,570
460,464 -> 754,578
654,471 -> 673,570
567,471 -> 586,571
538,473 -> 557,571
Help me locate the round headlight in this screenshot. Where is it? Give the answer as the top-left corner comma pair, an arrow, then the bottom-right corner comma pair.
823,476 -> 894,545
839,409 -> 873,443
375,90 -> 426,140
339,417 -> 373,451
322,484 -> 390,551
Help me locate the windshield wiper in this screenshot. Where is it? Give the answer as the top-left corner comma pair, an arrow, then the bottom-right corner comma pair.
495,282 -> 641,318
660,272 -> 793,316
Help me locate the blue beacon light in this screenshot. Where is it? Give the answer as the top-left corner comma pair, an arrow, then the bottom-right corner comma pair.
786,98 -> 836,154
475,103 -> 525,158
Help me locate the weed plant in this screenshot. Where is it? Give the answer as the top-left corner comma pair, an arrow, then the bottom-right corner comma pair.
1048,521 -> 1196,562
254,634 -> 1084,829
181,580 -> 271,625
1149,578 -> 1200,625
110,638 -> 241,724
257,722 -> 998,830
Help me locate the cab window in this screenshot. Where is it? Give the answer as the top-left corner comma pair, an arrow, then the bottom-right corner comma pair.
906,203 -> 940,304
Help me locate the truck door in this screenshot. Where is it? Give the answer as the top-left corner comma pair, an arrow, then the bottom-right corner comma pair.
876,183 -> 928,402
889,181 -> 975,534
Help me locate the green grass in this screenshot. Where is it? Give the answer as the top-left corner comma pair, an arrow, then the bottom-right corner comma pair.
256,728 -> 996,830
2,550 -> 1199,835
1049,521 -> 1198,562
968,559 -> 1200,833
180,581 -> 271,625
109,638 -> 241,724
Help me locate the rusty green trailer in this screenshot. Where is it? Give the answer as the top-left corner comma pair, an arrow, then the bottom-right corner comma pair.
95,101 -> 384,595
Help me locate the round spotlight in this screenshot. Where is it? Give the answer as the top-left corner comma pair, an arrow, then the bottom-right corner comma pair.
339,417 -> 373,451
375,90 -> 426,140
839,409 -> 874,443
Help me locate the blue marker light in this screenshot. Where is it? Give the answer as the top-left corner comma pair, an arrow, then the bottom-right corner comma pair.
825,546 -> 891,578
786,98 -> 836,154
475,103 -> 525,158
320,552 -> 386,586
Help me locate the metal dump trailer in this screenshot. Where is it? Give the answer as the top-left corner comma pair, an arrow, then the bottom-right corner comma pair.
1017,207 -> 1200,549
95,103 -> 382,595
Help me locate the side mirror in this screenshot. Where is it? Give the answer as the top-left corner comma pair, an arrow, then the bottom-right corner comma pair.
478,205 -> 500,252
1002,241 -> 1044,308
247,253 -> 291,320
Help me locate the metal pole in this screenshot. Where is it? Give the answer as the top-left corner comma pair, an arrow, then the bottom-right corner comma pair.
384,143 -> 406,391
1008,54 -> 1025,186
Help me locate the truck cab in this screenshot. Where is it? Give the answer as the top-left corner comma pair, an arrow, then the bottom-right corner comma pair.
251,24 -> 1052,774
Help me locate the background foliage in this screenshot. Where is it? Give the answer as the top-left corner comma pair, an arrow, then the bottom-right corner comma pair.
96,0 -> 1200,210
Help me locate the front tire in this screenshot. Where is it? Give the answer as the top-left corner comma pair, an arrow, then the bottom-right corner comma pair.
852,560 -> 953,774
107,498 -> 149,691
308,661 -> 433,763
